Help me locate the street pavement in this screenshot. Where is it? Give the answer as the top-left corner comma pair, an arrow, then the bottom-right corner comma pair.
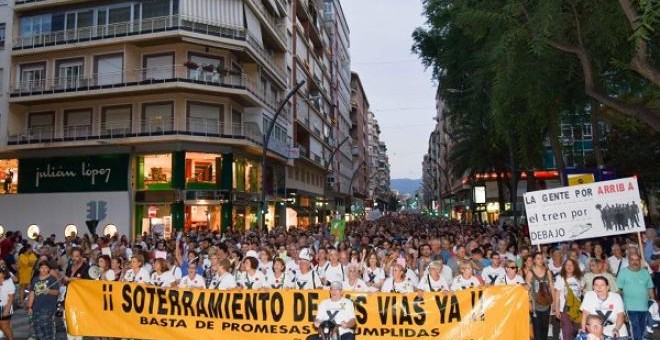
5,306 -> 67,340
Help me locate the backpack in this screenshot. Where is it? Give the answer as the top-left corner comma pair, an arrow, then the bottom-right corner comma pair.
563,279 -> 581,323
534,273 -> 553,306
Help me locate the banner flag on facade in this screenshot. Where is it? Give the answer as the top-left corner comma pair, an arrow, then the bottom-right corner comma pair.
65,281 -> 529,340
524,177 -> 646,245
330,218 -> 346,242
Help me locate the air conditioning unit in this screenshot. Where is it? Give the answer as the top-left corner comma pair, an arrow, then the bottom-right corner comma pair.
326,175 -> 336,186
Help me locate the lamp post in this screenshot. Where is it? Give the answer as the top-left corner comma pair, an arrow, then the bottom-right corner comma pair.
321,136 -> 352,223
259,80 -> 305,235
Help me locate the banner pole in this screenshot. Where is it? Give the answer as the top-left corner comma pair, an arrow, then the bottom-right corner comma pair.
637,232 -> 646,266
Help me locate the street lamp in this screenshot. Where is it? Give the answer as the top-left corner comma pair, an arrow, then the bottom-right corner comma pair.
321,136 -> 355,223
259,80 -> 305,234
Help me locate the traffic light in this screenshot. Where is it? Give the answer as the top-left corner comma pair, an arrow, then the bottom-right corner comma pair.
97,201 -> 108,220
86,201 -> 97,220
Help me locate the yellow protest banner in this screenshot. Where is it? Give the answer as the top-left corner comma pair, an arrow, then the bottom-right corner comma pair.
65,280 -> 529,340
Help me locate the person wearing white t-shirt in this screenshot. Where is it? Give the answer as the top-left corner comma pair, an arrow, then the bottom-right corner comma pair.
342,264 -> 369,292
495,260 -> 526,285
209,259 -> 237,290
322,249 -> 346,287
381,263 -> 415,293
606,244 -> 628,277
547,249 -> 564,281
123,255 -> 151,284
416,261 -> 450,292
293,249 -> 322,290
0,266 -> 15,339
237,256 -> 267,289
450,262 -> 481,291
580,276 -> 627,338
307,281 -> 356,340
481,252 -> 506,286
553,258 -> 584,340
265,258 -> 295,289
150,258 -> 176,288
179,261 -> 206,289
362,252 -> 385,292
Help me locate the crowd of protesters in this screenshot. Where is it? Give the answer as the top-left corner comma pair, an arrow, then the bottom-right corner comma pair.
0,213 -> 657,340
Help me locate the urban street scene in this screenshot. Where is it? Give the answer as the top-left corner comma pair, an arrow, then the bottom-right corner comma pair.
0,0 -> 657,339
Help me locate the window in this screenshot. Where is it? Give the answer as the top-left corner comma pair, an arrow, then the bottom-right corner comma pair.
144,53 -> 174,80
94,54 -> 123,85
188,102 -> 224,135
142,0 -> 172,18
20,15 -> 52,37
231,110 -> 242,135
56,58 -> 84,89
64,109 -> 92,138
185,152 -> 221,187
142,102 -> 173,133
0,24 -> 5,48
583,123 -> 592,138
101,105 -> 132,136
28,112 -> 54,139
19,63 -> 47,92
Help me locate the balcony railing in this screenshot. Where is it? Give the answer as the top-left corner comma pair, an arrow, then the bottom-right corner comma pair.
248,0 -> 287,44
8,119 -> 289,158
11,65 -> 278,110
12,14 -> 286,83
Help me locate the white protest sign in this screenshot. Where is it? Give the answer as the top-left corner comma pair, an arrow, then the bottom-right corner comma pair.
524,177 -> 645,245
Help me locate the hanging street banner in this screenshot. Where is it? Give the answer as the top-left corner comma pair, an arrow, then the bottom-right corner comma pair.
524,177 -> 646,245
65,280 -> 529,340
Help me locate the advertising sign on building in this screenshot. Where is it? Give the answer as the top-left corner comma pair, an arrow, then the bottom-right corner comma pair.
524,177 -> 645,245
18,154 -> 129,193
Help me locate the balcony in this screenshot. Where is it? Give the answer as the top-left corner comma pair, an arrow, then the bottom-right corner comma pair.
12,15 -> 286,85
8,119 -> 289,158
247,0 -> 287,49
10,65 -> 279,111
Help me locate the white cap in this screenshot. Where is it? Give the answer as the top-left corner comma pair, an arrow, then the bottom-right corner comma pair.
298,248 -> 312,262
245,250 -> 259,259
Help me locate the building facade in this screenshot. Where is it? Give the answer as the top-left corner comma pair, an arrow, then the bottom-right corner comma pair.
349,71 -> 368,216
366,110 -> 389,207
0,0 -> 292,238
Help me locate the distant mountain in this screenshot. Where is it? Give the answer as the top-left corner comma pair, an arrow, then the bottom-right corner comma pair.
390,178 -> 422,195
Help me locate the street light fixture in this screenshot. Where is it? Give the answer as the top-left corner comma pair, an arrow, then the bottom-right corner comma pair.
259,80 -> 306,234
320,135 -> 351,223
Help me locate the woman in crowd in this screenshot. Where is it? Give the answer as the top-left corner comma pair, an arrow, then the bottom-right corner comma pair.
362,251 -> 385,292
151,258 -> 176,288
258,249 -> 273,277
553,258 -> 584,340
209,259 -> 237,290
266,258 -> 294,289
96,255 -> 112,281
381,263 -> 415,293
526,251 -> 554,340
580,276 -> 627,338
343,263 -> 369,292
108,257 -> 123,281
588,243 -> 608,273
238,255 -> 266,289
0,267 -> 15,340
179,258 -> 206,289
417,260 -> 450,292
495,259 -> 525,285
17,244 -> 37,307
450,261 -> 481,291
123,254 -> 151,284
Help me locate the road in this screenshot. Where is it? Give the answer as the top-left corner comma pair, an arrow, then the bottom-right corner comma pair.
4,306 -> 67,340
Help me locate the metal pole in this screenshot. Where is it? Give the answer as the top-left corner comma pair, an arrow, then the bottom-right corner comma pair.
260,80 -> 305,235
322,136 -> 350,224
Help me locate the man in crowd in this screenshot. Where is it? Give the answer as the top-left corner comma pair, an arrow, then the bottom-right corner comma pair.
308,281 -> 356,340
607,243 -> 628,277
481,252 -> 505,286
616,253 -> 655,340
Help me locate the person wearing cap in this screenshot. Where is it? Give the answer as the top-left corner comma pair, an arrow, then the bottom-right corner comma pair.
27,261 -> 59,340
293,249 -> 322,290
308,281 -> 356,340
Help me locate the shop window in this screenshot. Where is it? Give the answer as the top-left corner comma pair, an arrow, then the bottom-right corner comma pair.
185,152 -> 221,189
233,157 -> 259,192
139,204 -> 172,238
0,159 -> 18,194
140,154 -> 172,190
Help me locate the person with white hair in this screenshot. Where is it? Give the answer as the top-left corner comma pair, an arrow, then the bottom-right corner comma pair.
416,260 -> 450,292
293,249 -> 322,290
343,264 -> 369,292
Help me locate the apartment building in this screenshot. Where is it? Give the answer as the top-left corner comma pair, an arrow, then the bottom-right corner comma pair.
365,110 -> 389,207
349,71 -> 368,215
0,0 -> 292,237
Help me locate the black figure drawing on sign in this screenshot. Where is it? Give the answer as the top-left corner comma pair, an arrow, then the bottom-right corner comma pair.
595,202 -> 641,231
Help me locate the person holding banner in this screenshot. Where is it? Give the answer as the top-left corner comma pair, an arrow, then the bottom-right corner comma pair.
209,259 -> 237,290
450,261 -> 481,291
343,263 -> 369,292
308,281 -> 356,340
150,258 -> 175,288
122,254 -> 150,284
179,258 -> 206,289
293,249 -> 322,290
27,261 -> 59,340
266,257 -> 294,289
416,260 -> 450,292
238,254 -> 266,289
495,259 -> 526,285
580,276 -> 628,338
381,263 -> 415,293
